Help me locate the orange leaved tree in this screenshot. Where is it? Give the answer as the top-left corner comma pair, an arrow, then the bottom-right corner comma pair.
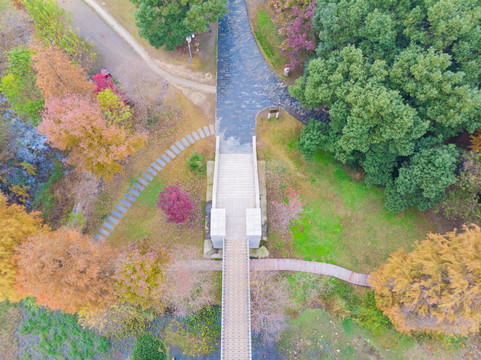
0,193 -> 46,301
31,43 -> 94,99
39,94 -> 146,181
369,224 -> 481,336
14,227 -> 116,313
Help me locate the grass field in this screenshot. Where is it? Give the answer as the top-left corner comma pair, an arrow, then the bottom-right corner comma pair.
257,111 -> 436,273
246,0 -> 299,84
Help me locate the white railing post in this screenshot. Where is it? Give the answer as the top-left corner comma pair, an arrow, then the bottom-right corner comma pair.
212,136 -> 220,209
252,136 -> 260,208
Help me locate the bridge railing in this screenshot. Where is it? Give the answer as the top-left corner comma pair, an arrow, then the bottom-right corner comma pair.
220,235 -> 226,359
246,136 -> 262,248
211,136 -> 225,248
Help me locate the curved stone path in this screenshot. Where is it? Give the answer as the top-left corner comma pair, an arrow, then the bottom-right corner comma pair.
174,259 -> 371,287
94,125 -> 215,242
216,0 -> 326,153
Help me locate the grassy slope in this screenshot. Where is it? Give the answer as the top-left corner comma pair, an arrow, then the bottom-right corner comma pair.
257,112 -> 436,273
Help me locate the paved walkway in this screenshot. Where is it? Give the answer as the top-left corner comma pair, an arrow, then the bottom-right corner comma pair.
174,259 -> 371,287
59,0 -> 216,94
216,0 -> 325,153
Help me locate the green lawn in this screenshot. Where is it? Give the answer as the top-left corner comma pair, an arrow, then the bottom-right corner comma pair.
257,113 -> 436,273
252,9 -> 288,72
278,308 -> 415,359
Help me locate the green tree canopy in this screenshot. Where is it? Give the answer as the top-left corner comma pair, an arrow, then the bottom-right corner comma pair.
132,335 -> 167,360
130,0 -> 227,50
291,0 -> 481,212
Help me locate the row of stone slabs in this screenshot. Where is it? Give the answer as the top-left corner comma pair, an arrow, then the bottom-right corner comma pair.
94,125 -> 215,242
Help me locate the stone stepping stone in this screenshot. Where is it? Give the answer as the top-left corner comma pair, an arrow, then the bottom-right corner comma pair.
203,126 -> 210,136
102,221 -> 114,231
181,137 -> 190,147
175,141 -> 185,151
95,234 -> 107,242
125,193 -> 136,202
166,149 -> 176,159
161,154 -> 171,163
151,162 -> 161,171
120,198 -> 132,208
142,172 -> 153,181
171,145 -> 180,154
156,157 -> 166,166
133,183 -> 144,191
187,134 -> 195,144
138,177 -> 149,186
116,204 -> 127,213
99,228 -> 110,237
111,210 -> 123,219
197,128 -> 206,138
209,124 -> 214,134
192,131 -> 200,141
107,216 -> 119,225
129,188 -> 140,197
147,167 -> 157,176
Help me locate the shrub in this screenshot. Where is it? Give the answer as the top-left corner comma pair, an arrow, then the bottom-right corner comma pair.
269,187 -> 304,240
132,334 -> 167,360
157,185 -> 194,223
165,307 -> 220,356
297,120 -> 325,161
187,152 -> 206,175
20,300 -> 110,359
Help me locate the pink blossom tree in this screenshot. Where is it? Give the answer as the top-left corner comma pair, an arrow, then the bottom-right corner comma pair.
157,185 -> 194,223
269,187 -> 305,240
279,2 -> 317,71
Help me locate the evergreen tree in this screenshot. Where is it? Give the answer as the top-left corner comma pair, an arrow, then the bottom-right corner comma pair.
130,0 -> 227,50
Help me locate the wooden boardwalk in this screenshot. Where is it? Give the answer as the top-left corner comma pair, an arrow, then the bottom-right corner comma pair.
217,153 -> 254,359
175,259 -> 371,287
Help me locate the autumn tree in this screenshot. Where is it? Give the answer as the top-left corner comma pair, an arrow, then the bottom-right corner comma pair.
0,194 -> 45,302
162,245 -> 217,317
0,46 -> 44,124
39,94 -> 146,181
369,224 -> 481,336
250,271 -> 292,342
157,185 -> 194,223
97,89 -> 133,124
113,238 -> 171,312
32,44 -> 94,100
21,0 -> 95,69
14,227 -> 116,313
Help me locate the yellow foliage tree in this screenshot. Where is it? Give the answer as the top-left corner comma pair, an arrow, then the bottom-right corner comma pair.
0,193 -> 45,301
369,225 -> 481,336
14,227 -> 116,313
31,43 -> 94,99
470,129 -> 481,152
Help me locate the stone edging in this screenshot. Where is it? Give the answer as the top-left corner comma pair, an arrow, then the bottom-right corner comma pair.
173,258 -> 371,287
94,124 -> 215,242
